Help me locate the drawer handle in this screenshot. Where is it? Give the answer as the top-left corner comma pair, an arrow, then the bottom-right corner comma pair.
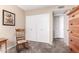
70,40 -> 72,41
72,15 -> 75,17
70,48 -> 72,51
70,31 -> 72,33
71,23 -> 73,25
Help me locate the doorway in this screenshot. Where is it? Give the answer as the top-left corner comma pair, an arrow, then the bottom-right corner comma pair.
53,11 -> 68,46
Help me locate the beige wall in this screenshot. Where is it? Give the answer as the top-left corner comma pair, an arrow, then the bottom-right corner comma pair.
26,7 -> 53,16
0,5 -> 25,49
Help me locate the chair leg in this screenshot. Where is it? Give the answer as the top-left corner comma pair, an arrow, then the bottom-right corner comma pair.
16,42 -> 29,53
23,43 -> 29,49
16,45 -> 20,53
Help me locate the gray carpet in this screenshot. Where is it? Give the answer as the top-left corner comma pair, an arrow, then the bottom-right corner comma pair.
8,38 -> 71,53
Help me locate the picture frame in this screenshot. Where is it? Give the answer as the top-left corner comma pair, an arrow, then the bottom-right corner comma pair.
3,10 -> 15,26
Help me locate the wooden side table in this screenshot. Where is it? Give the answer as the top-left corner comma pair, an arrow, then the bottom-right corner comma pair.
0,38 -> 8,53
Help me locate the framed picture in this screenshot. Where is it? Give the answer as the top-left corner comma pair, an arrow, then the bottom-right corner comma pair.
3,10 -> 15,26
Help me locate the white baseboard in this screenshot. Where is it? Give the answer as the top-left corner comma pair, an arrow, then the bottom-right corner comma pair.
7,44 -> 16,50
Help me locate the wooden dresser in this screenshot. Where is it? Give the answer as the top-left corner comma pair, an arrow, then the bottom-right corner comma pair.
67,6 -> 79,53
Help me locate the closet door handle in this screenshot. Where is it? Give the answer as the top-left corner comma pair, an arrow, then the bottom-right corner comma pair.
30,29 -> 32,31
40,29 -> 43,31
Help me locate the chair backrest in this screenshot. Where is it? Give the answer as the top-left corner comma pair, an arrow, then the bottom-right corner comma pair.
16,29 -> 25,41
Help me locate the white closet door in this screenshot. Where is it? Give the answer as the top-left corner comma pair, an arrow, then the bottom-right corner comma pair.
26,14 -> 50,44
26,16 -> 36,41
36,14 -> 50,43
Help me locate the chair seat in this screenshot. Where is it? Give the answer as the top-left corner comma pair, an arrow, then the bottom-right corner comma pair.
17,40 -> 28,44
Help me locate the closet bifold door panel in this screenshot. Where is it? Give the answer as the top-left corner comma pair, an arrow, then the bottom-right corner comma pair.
67,6 -> 79,53
25,16 -> 36,41
36,14 -> 50,43
25,13 -> 50,44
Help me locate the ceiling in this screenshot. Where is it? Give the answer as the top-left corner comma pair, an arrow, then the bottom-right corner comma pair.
17,5 -> 74,14
17,5 -> 53,11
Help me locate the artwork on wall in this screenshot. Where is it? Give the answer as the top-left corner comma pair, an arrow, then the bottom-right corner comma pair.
3,10 -> 15,26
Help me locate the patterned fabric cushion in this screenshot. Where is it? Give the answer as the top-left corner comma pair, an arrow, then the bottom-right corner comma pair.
17,40 -> 28,44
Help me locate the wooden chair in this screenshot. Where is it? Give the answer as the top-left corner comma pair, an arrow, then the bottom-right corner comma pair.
16,29 -> 29,52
